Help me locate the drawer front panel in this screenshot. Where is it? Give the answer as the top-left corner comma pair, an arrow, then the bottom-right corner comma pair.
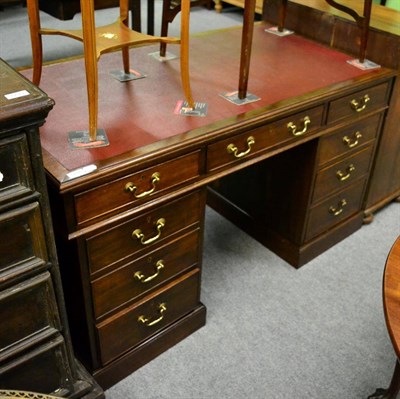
312,146 -> 374,204
97,268 -> 201,365
305,181 -> 365,241
318,113 -> 381,166
0,336 -> 72,393
207,106 -> 323,172
0,133 -> 35,206
92,229 -> 201,319
0,202 -> 48,277
0,272 -> 60,356
327,82 -> 389,124
75,151 -> 202,227
87,191 -> 203,274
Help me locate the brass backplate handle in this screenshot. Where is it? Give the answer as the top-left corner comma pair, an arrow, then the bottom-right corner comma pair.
227,136 -> 255,158
343,131 -> 362,148
329,199 -> 347,216
132,218 -> 166,245
350,94 -> 370,112
336,164 -> 355,181
287,116 -> 311,136
125,172 -> 161,199
134,260 -> 165,283
138,303 -> 167,327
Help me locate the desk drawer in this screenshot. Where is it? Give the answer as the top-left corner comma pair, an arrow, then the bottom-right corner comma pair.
97,268 -> 200,365
75,151 -> 201,227
318,113 -> 381,166
327,82 -> 390,124
0,202 -> 48,279
305,180 -> 365,241
207,106 -> 323,172
87,191 -> 203,274
0,133 -> 35,206
92,229 -> 201,319
312,146 -> 374,204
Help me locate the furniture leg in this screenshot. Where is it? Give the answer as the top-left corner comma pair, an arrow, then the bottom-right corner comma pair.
80,0 -> 99,141
120,0 -> 131,73
130,0 -> 141,32
180,0 -> 194,108
160,0 -> 172,57
238,0 -> 256,99
148,0 -> 155,35
368,359 -> 400,399
26,0 -> 43,85
278,0 -> 288,32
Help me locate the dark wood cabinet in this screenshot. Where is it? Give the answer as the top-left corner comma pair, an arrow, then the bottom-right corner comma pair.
0,59 -> 104,398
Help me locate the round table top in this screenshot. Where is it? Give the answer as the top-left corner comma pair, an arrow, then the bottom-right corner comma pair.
383,236 -> 400,358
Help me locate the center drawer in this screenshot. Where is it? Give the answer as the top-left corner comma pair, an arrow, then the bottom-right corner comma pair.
91,229 -> 201,319
86,191 -> 203,275
96,268 -> 201,365
207,106 -> 324,172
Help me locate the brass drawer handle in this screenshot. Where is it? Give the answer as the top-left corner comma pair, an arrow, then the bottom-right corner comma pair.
350,94 -> 370,112
287,116 -> 311,136
125,172 -> 160,199
329,199 -> 347,216
336,164 -> 355,182
227,136 -> 255,158
132,218 -> 166,245
138,303 -> 167,327
343,131 -> 362,148
134,260 -> 165,283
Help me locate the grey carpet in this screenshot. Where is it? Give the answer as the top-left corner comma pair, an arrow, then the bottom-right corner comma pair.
1,3 -> 399,398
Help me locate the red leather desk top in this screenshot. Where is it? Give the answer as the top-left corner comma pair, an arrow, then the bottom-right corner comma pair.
22,23 -> 375,176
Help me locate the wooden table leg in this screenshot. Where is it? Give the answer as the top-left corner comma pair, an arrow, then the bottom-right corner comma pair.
368,359 -> 400,399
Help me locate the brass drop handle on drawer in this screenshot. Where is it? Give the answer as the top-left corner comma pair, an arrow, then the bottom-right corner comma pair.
125,172 -> 160,199
329,199 -> 347,216
336,164 -> 355,182
132,218 -> 166,245
287,116 -> 311,136
138,303 -> 167,327
134,260 -> 164,283
343,131 -> 362,148
350,94 -> 370,112
227,136 -> 255,158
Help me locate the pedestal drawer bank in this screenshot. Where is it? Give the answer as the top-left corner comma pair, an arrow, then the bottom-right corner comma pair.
32,25 -> 397,388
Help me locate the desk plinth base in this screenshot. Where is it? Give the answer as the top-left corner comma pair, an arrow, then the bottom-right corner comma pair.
93,304 -> 206,390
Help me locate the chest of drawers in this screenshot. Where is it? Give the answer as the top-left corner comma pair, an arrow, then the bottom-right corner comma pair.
0,59 -> 103,397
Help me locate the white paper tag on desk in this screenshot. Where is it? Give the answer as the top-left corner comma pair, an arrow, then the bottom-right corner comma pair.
347,59 -> 381,70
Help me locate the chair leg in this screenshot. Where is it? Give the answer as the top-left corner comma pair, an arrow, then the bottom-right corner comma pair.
180,0 -> 194,108
120,0 -> 131,73
159,0 -> 172,57
80,0 -> 98,141
26,0 -> 43,86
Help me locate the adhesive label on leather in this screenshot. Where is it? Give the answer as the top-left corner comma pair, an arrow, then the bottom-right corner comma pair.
174,100 -> 208,117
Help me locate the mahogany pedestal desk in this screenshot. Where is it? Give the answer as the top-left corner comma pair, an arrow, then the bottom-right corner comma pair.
31,24 -> 397,388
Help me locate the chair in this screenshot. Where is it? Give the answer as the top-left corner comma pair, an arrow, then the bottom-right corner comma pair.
159,0 -> 211,57
26,0 -> 195,142
277,0 -> 373,63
